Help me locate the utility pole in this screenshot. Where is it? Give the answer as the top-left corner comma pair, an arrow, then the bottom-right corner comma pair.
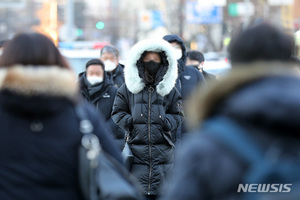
243,0 -> 251,29
66,0 -> 75,41
111,0 -> 119,45
178,0 -> 185,39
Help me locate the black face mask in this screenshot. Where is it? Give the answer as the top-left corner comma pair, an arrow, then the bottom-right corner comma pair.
144,60 -> 161,75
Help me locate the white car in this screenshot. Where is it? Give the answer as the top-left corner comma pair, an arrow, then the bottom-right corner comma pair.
59,48 -> 100,75
203,52 -> 231,77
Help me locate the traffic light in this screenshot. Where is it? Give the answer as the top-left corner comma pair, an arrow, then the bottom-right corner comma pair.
96,21 -> 105,30
76,28 -> 83,36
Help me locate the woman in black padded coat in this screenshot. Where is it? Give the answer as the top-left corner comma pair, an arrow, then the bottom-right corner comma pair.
111,39 -> 184,200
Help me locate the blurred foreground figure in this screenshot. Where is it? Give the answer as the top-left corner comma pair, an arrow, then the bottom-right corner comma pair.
0,32 -> 123,200
161,23 -> 300,200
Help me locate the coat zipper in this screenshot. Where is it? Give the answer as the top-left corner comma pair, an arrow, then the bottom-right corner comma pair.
147,86 -> 153,195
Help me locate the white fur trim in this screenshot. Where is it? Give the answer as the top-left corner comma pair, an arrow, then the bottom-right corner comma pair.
0,65 -> 78,99
125,39 -> 178,96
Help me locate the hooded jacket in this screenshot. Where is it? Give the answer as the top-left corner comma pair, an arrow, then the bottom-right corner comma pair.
111,39 -> 184,195
0,66 -> 123,200
162,65 -> 300,200
162,35 -> 186,74
79,72 -> 125,150
163,34 -> 206,95
163,35 -> 206,137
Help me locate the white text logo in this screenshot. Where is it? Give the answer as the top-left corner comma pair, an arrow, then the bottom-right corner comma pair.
237,184 -> 292,193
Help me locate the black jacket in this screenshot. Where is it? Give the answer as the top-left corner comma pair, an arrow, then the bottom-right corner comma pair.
203,70 -> 217,83
162,35 -> 186,75
0,66 -> 123,200
163,35 -> 206,137
79,72 -> 125,150
180,66 -> 206,100
107,64 -> 125,88
112,39 -> 184,195
162,67 -> 300,200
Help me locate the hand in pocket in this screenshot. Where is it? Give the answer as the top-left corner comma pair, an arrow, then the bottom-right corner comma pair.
159,114 -> 171,131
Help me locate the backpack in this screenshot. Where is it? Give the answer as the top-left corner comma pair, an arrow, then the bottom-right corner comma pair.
201,116 -> 300,200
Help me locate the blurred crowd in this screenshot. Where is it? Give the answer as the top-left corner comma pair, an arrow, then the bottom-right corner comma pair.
0,21 -> 300,200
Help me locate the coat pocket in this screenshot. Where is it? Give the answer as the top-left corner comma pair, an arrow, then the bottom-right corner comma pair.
158,125 -> 175,148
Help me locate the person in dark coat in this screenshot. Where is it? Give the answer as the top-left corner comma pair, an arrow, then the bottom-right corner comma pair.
163,34 -> 206,99
186,50 -> 217,83
0,32 -> 123,200
161,22 -> 298,200
100,45 -> 125,88
163,34 -> 206,139
78,58 -> 125,150
111,39 -> 184,200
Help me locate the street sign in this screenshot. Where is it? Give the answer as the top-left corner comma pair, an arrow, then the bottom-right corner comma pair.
139,10 -> 164,30
139,10 -> 152,30
197,0 -> 227,7
228,2 -> 255,17
152,10 -> 163,29
186,2 -> 223,24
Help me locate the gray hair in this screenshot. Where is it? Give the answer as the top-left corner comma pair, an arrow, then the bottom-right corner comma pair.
100,45 -> 119,58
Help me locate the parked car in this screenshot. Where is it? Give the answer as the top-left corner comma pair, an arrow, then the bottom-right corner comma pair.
203,52 -> 231,76
59,48 -> 100,75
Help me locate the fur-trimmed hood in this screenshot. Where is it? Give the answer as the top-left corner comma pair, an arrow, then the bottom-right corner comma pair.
125,39 -> 178,97
187,62 -> 299,132
0,65 -> 78,99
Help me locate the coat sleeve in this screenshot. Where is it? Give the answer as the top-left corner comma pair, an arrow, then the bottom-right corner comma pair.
196,69 -> 207,88
111,84 -> 133,132
163,88 -> 184,132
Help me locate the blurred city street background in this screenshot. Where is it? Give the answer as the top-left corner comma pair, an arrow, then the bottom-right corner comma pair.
0,0 -> 299,75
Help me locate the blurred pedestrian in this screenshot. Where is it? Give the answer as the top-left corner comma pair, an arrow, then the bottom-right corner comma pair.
0,39 -> 8,48
163,35 -> 206,101
111,39 -> 184,200
163,34 -> 206,140
100,45 -> 125,88
161,22 -> 299,200
0,32 -> 123,200
78,58 -> 125,150
186,50 -> 217,83
229,22 -> 293,65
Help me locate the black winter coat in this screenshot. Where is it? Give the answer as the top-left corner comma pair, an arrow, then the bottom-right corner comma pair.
0,66 -> 123,200
180,66 -> 206,100
163,35 -> 206,138
203,70 -> 217,82
161,68 -> 300,200
107,64 -> 125,88
79,72 -> 125,150
112,39 -> 184,195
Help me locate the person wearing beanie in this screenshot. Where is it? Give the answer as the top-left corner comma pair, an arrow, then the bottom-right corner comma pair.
186,50 -> 217,83
79,58 -> 125,150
